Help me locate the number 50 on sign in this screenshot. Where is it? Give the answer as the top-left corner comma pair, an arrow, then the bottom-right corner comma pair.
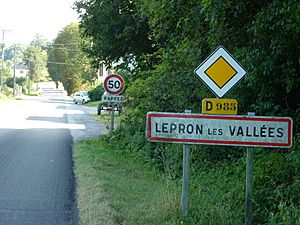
103,74 -> 125,95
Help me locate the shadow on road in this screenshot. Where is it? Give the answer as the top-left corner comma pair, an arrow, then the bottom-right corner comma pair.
26,116 -> 68,124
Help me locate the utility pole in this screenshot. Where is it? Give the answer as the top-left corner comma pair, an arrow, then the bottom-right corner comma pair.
89,41 -> 93,83
1,35 -> 4,92
27,61 -> 31,95
1,29 -> 11,92
13,44 -> 16,97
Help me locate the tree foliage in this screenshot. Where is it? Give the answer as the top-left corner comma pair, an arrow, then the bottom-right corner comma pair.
23,45 -> 49,83
30,33 -> 48,49
74,0 -> 156,69
47,23 -> 95,95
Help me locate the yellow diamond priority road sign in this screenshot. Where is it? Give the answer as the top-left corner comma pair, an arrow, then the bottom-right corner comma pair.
194,46 -> 246,98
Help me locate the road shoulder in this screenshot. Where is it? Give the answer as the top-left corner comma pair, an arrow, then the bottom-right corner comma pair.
66,103 -> 109,142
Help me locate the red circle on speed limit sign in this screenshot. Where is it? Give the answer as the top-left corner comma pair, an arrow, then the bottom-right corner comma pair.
103,74 -> 125,95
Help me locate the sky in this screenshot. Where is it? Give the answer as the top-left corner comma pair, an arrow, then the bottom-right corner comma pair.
0,0 -> 79,45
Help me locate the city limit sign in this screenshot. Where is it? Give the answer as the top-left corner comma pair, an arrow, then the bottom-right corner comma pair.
147,112 -> 293,148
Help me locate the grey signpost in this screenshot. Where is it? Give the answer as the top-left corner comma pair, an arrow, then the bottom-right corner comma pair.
101,93 -> 125,132
102,74 -> 125,131
181,110 -> 191,218
245,112 -> 255,225
110,102 -> 115,131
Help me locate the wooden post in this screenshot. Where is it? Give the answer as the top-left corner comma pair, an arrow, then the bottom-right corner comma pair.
181,109 -> 191,218
245,112 -> 255,225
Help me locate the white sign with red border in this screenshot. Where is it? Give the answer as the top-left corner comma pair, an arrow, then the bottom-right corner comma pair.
103,74 -> 125,95
147,112 -> 293,148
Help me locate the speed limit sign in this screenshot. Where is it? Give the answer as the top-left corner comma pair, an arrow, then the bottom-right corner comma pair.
103,74 -> 125,95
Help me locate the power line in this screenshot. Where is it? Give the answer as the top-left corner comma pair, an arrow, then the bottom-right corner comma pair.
50,43 -> 79,46
47,61 -> 68,65
44,46 -> 83,52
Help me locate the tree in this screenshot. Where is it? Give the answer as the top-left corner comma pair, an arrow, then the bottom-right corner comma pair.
47,23 -> 95,95
0,60 -> 12,83
74,0 -> 156,70
4,45 -> 24,63
23,45 -> 49,85
125,0 -> 300,125
31,33 -> 49,50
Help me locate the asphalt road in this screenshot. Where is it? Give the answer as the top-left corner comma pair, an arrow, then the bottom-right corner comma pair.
0,87 -> 103,225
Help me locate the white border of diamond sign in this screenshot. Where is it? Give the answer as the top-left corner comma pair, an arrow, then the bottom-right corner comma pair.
194,46 -> 246,98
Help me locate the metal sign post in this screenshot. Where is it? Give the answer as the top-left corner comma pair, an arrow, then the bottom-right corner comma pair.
181,110 -> 191,218
110,102 -> 115,132
245,112 -> 255,225
101,92 -> 125,132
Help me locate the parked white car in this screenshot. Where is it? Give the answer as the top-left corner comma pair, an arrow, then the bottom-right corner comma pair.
73,91 -> 91,104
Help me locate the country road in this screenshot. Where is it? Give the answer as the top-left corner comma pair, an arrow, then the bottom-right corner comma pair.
0,85 -> 106,225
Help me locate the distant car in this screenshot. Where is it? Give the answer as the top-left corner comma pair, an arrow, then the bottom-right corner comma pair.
73,91 -> 91,104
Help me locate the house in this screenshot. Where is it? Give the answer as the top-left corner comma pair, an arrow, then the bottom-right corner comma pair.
15,62 -> 29,78
97,63 -> 111,84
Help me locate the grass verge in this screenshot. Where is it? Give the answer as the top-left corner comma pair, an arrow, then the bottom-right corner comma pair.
73,137 -> 181,225
85,100 -> 121,129
91,114 -> 121,130
85,100 -> 101,107
0,93 -> 10,102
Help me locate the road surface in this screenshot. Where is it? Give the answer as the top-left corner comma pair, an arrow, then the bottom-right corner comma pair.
0,86 -> 105,225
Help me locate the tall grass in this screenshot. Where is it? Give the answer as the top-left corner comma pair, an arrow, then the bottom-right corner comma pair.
74,132 -> 300,225
74,137 -> 180,225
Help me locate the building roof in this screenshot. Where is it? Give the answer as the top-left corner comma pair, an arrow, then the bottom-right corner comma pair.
16,62 -> 29,70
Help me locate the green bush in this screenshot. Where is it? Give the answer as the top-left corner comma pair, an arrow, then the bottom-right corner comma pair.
88,85 -> 105,101
5,77 -> 26,89
253,144 -> 300,224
